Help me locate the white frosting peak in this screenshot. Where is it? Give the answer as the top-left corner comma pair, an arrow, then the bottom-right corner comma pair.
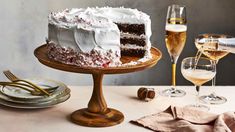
49,8 -> 117,30
99,7 -> 150,24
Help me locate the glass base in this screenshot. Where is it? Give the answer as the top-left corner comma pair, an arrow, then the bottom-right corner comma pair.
160,88 -> 186,97
199,93 -> 227,105
184,104 -> 210,111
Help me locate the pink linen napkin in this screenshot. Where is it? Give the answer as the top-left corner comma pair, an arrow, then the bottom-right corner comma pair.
131,106 -> 235,132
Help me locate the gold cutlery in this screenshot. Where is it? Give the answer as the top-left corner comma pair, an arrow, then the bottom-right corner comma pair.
3,70 -> 51,96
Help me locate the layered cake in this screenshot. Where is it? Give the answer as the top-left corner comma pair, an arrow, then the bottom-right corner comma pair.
47,7 -> 152,67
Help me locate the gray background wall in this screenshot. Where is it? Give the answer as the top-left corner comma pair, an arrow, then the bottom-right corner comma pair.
0,0 -> 235,86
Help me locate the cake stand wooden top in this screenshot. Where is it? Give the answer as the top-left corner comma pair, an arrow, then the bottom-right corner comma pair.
34,44 -> 162,74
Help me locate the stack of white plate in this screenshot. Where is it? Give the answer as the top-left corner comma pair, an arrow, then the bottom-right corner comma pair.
0,78 -> 70,109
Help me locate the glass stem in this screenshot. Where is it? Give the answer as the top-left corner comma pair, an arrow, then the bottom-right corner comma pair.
196,85 -> 200,106
171,63 -> 176,90
211,60 -> 217,97
212,76 -> 216,87
212,60 -> 217,87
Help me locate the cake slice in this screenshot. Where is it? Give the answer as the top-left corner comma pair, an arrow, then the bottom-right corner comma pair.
100,7 -> 152,57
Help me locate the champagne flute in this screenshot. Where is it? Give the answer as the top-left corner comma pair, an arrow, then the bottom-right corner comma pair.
195,34 -> 231,104
181,57 -> 216,111
161,4 -> 187,97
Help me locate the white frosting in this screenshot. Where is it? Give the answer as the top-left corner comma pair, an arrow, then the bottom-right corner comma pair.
48,7 -> 152,67
49,8 -> 120,54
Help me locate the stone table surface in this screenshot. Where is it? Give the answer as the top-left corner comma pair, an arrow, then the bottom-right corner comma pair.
0,86 -> 235,132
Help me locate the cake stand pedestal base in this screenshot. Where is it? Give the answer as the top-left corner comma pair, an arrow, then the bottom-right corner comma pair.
71,73 -> 124,127
71,108 -> 124,127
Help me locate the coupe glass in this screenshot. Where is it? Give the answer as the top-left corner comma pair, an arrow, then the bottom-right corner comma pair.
161,4 -> 187,97
181,57 -> 216,111
195,34 -> 231,104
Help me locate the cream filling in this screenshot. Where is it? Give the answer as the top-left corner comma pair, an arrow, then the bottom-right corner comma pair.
120,44 -> 148,50
120,32 -> 146,39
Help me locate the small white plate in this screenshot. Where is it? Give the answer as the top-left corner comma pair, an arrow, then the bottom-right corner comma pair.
0,88 -> 70,104
0,78 -> 71,108
0,93 -> 70,109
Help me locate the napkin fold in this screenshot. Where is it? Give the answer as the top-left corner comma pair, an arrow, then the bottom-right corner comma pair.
131,106 -> 235,132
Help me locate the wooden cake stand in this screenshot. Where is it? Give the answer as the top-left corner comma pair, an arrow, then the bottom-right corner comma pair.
34,44 -> 162,127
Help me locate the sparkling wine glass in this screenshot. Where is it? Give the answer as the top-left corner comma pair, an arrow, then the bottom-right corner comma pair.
195,34 -> 232,104
181,57 -> 216,111
161,4 -> 187,97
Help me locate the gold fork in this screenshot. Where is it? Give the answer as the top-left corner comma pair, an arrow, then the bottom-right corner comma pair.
0,82 -> 55,96
3,70 -> 50,96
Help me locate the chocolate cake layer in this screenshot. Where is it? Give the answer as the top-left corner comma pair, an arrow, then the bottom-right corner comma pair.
116,23 -> 145,35
121,37 -> 146,46
121,49 -> 145,57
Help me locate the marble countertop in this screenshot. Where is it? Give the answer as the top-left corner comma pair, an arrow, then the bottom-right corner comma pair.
0,86 -> 234,132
